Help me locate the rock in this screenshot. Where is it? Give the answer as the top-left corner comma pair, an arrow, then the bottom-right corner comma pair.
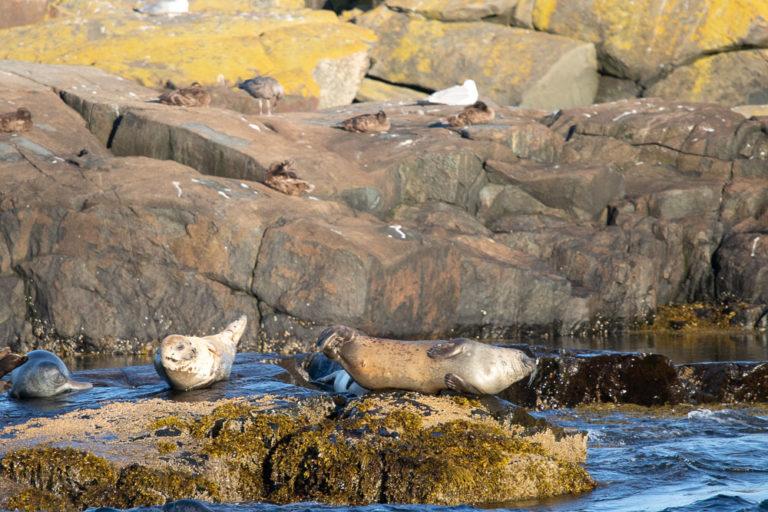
714,231 -> 768,305
646,50 -> 768,105
595,75 -> 641,103
0,0 -> 50,29
462,120 -> 564,163
384,0 -> 518,22
677,361 -> 768,403
357,6 -> 598,109
0,8 -> 375,109
485,160 -> 625,221
355,77 -> 424,103
530,0 -> 768,83
0,377 -> 595,507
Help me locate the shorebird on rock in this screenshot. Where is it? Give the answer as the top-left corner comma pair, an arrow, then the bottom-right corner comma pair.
0,107 -> 32,133
159,82 -> 211,107
340,110 -> 390,133
447,101 -> 495,127
238,76 -> 284,116
134,0 -> 189,15
265,160 -> 314,196
426,79 -> 478,106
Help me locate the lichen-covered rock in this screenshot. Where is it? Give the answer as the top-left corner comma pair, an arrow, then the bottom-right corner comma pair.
0,7 -> 375,108
646,50 -> 768,106
355,77 -> 424,102
0,0 -> 50,29
529,0 -> 768,83
357,6 -> 598,109
384,0 -> 518,21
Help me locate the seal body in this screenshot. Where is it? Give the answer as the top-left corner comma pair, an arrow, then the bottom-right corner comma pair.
0,107 -> 33,133
9,350 -> 92,399
317,326 -> 536,395
340,110 -> 390,133
154,316 -> 246,391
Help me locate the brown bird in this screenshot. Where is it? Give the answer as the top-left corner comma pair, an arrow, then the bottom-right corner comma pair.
0,107 -> 33,133
447,101 -> 495,128
158,82 -> 211,107
238,76 -> 284,116
340,110 -> 390,133
265,160 -> 314,197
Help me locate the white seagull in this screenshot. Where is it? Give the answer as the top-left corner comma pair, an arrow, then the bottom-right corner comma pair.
426,79 -> 479,106
134,0 -> 189,15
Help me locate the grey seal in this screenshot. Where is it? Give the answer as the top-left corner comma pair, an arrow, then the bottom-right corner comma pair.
154,316 -> 246,391
317,326 -> 536,395
9,350 -> 92,399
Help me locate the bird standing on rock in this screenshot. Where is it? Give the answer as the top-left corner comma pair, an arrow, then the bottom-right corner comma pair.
447,101 -> 495,127
158,82 -> 211,107
340,110 -> 390,133
265,160 -> 314,196
0,107 -> 33,133
238,76 -> 284,116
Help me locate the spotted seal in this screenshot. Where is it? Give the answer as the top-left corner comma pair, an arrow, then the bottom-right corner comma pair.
154,316 -> 246,391
317,326 -> 536,395
9,350 -> 92,399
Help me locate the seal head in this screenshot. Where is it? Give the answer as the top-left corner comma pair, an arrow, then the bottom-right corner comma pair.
316,325 -> 358,360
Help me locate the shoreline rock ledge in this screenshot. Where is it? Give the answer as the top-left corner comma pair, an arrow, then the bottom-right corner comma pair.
0,59 -> 766,355
0,389 -> 594,509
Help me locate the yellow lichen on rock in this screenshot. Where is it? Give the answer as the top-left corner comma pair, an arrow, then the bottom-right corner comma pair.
0,8 -> 375,107
530,0 -> 768,81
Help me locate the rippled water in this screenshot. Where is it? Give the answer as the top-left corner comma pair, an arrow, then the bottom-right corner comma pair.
3,333 -> 768,511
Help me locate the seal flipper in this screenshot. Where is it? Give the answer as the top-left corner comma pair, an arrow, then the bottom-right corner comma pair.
62,379 -> 93,393
427,339 -> 468,359
445,373 -> 481,395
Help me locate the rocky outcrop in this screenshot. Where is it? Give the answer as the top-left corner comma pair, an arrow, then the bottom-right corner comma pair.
356,6 -> 598,109
1,60 -> 767,353
0,369 -> 594,508
0,6 -> 375,109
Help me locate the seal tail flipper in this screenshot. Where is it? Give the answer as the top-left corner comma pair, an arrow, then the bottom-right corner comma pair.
63,379 -> 93,393
222,315 -> 247,346
527,357 -> 541,387
427,339 -> 468,359
445,373 -> 481,395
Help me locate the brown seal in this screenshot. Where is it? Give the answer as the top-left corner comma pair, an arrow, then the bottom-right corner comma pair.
0,107 -> 33,133
340,110 -> 390,133
159,82 -> 211,107
316,326 -> 536,395
447,101 -> 495,127
265,159 -> 314,196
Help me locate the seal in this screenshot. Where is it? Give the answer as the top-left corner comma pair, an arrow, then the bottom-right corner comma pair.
447,101 -> 495,127
159,82 -> 211,107
0,107 -> 33,133
9,350 -> 92,399
340,110 -> 390,133
265,159 -> 314,196
154,316 -> 247,391
317,326 -> 536,395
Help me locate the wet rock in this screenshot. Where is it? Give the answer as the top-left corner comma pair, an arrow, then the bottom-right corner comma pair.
677,362 -> 768,403
502,351 -> 681,408
714,231 -> 768,305
357,6 -> 598,109
0,389 -> 594,508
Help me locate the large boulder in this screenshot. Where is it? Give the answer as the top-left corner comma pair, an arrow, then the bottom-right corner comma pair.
0,7 -> 375,109
0,0 -> 50,29
356,6 -> 598,109
528,0 -> 768,83
384,0 -> 518,22
646,50 -> 768,105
